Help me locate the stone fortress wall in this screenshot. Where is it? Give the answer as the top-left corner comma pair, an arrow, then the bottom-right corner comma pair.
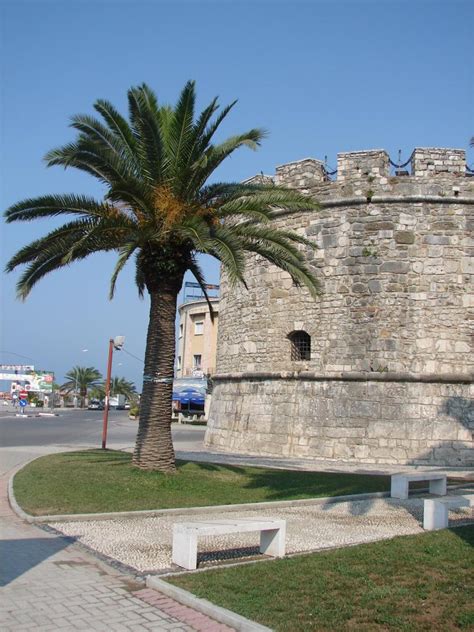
205,148 -> 474,466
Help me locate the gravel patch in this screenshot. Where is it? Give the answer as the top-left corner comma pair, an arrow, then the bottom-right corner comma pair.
50,493 -> 473,573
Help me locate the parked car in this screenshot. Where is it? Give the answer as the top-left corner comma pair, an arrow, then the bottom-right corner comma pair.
88,400 -> 104,410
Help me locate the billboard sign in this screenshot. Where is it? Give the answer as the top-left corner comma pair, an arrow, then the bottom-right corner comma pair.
0,370 -> 54,392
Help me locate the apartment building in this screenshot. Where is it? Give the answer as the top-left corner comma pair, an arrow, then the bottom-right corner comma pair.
176,296 -> 219,378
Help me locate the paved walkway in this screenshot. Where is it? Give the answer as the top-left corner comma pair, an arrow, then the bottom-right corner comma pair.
49,490 -> 474,573
0,469 -> 233,631
176,449 -> 474,478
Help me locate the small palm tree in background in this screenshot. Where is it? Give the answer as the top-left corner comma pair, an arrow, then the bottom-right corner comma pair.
62,366 -> 103,408
110,376 -> 137,401
5,81 -> 320,472
89,385 -> 105,401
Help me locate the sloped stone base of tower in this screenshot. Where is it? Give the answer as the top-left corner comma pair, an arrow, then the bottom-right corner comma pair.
205,374 -> 474,467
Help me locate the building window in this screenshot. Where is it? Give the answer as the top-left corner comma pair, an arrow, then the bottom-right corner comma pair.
179,323 -> 183,338
194,320 -> 204,335
193,354 -> 202,369
177,356 -> 181,370
288,331 -> 311,361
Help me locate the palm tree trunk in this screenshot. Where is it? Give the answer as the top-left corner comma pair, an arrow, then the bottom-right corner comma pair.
133,276 -> 182,471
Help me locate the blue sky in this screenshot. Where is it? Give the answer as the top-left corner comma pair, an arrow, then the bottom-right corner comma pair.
1,0 -> 473,388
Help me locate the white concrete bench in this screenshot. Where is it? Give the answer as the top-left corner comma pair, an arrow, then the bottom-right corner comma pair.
391,473 -> 447,499
423,495 -> 474,530
172,518 -> 286,570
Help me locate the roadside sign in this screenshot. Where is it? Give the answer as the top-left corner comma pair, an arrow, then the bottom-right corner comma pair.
19,399 -> 27,407
19,391 -> 28,399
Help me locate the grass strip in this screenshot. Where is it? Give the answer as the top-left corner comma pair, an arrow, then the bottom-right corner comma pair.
13,449 -> 389,515
168,526 -> 474,631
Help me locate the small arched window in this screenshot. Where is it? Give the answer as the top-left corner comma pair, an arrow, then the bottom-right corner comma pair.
288,330 -> 311,361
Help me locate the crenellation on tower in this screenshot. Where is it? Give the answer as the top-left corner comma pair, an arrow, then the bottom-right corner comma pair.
242,173 -> 275,186
336,149 -> 390,183
245,148 -> 470,189
411,148 -> 465,177
275,158 -> 326,190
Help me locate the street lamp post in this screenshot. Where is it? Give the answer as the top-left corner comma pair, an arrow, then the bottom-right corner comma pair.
101,336 -> 125,450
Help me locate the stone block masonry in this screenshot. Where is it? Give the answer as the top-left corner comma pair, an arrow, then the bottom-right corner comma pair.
205,148 -> 474,466
411,148 -> 466,177
337,149 -> 390,184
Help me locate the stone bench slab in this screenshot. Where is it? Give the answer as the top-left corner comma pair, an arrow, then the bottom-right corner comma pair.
391,473 -> 447,499
172,518 -> 286,570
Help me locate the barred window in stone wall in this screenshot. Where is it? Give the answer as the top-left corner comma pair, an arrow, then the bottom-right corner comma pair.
288,331 -> 311,361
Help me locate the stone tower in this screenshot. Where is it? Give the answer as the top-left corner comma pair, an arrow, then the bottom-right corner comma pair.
205,148 -> 474,466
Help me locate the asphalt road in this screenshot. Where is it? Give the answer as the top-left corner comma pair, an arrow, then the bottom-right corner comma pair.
0,407 -> 206,449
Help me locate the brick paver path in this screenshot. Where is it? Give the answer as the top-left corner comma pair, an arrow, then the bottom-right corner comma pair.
0,474 -> 233,631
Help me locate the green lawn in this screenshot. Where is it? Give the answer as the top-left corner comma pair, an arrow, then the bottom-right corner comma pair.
13,449 -> 390,515
169,526 -> 474,631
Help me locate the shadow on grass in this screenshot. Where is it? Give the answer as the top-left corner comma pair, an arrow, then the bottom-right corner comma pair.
176,460 -> 244,475
240,468 -> 389,502
59,450 -> 132,466
0,536 -> 76,586
451,523 -> 474,548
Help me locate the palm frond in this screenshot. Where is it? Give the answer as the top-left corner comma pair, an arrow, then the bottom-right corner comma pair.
241,240 -> 320,298
205,225 -> 247,287
45,141 -> 132,187
196,99 -> 238,154
188,129 -> 267,194
94,98 -> 137,161
15,250 -> 76,300
229,224 -> 307,259
134,252 -> 146,298
175,216 -> 215,252
165,80 -> 196,187
44,143 -> 113,184
70,113 -> 138,172
199,181 -> 269,205
60,215 -> 136,264
109,243 -> 138,299
6,216 -> 135,293
218,186 -> 317,215
127,84 -> 164,184
5,217 -> 99,271
187,256 -> 216,322
4,194 -> 113,223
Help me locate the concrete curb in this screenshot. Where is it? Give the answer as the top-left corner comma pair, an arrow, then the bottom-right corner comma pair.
8,460 -> 44,523
146,575 -> 272,632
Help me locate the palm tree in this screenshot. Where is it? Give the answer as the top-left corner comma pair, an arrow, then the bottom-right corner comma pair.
4,81 -> 320,472
89,385 -> 105,401
110,376 -> 137,401
62,366 -> 103,408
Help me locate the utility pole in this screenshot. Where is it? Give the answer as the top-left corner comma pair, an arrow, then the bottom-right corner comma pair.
101,336 -> 125,450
